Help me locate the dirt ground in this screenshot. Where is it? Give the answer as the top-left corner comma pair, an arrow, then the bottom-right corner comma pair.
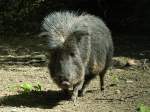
0,34 -> 150,112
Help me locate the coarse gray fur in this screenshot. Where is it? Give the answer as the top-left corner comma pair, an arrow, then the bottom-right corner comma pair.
41,11 -> 113,103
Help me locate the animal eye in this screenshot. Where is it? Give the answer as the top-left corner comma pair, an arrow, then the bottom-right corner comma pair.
70,52 -> 75,57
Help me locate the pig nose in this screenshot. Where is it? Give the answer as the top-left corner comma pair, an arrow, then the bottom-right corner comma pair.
61,81 -> 70,87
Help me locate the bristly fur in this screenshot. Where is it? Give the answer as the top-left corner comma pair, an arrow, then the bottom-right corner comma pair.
41,11 -> 108,49
41,11 -> 113,102
41,11 -> 78,48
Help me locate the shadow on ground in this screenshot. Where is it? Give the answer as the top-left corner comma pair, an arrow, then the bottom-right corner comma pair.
0,90 -> 71,109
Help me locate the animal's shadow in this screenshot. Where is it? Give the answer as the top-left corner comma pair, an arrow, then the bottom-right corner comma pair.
0,90 -> 71,109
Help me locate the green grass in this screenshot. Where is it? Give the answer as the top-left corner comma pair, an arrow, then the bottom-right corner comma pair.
138,104 -> 150,112
112,74 -> 119,85
11,82 -> 42,94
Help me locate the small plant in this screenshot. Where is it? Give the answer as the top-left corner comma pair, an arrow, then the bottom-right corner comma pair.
33,83 -> 42,91
20,83 -> 33,93
138,104 -> 150,112
111,74 -> 119,86
10,82 -> 42,93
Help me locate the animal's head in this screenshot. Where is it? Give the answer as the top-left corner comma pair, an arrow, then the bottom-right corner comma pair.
47,31 -> 90,88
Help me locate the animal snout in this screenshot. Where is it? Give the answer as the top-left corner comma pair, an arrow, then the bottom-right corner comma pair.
61,81 -> 71,88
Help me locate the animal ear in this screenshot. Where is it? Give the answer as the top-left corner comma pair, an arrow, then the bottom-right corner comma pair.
38,31 -> 49,38
73,22 -> 90,42
39,31 -> 65,49
74,30 -> 89,36
73,30 -> 90,43
73,23 -> 90,42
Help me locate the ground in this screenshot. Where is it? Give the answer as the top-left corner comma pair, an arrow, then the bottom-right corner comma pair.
0,34 -> 150,112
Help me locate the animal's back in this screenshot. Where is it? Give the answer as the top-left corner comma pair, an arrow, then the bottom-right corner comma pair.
43,11 -> 113,70
80,14 -> 113,74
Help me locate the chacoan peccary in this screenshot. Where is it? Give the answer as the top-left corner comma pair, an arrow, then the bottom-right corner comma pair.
40,11 -> 113,103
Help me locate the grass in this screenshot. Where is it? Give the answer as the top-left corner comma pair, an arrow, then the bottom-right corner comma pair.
11,82 -> 42,94
111,74 -> 120,85
138,104 -> 150,112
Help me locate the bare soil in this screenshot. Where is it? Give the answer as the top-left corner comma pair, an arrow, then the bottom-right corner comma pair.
0,34 -> 150,112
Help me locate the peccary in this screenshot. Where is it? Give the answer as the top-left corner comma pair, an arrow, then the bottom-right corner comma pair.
40,11 -> 113,102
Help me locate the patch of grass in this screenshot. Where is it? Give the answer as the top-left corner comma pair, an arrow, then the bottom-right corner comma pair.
11,82 -> 42,94
33,83 -> 42,92
138,104 -> 150,112
20,83 -> 33,93
111,74 -> 119,85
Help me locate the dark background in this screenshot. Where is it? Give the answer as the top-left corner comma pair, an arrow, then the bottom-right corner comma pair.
1,0 -> 150,36
0,0 -> 150,59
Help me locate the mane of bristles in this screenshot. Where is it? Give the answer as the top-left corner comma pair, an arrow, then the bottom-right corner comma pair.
42,11 -> 80,36
41,11 -> 88,48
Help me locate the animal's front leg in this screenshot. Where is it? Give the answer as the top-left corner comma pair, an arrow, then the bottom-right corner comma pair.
71,81 -> 84,104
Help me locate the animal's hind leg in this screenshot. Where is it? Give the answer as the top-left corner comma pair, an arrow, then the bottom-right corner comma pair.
99,69 -> 107,91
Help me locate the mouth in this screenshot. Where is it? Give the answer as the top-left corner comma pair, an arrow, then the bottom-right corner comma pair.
60,81 -> 71,89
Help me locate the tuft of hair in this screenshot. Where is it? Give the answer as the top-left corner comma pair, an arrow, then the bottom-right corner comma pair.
42,11 -> 79,33
41,11 -> 90,49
